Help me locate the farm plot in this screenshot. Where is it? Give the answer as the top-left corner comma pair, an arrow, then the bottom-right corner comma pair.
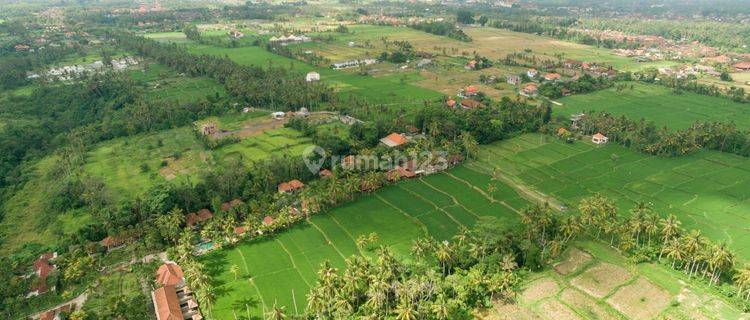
201,166 -> 531,319
473,133 -> 750,260
481,241 -> 747,320
554,82 -> 750,130
182,44 -> 441,106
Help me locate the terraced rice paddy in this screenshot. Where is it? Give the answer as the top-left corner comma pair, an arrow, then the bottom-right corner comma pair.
472,133 -> 750,260
482,241 -> 746,320
201,166 -> 532,318
555,83 -> 750,130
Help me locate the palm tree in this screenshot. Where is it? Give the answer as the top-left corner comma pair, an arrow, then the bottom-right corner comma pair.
431,294 -> 451,320
658,214 -> 681,260
229,264 -> 240,281
733,266 -> 750,300
434,242 -> 454,275
394,300 -> 418,320
266,302 -> 287,320
662,238 -> 684,269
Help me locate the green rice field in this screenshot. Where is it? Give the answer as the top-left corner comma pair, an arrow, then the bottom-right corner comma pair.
183,44 -> 442,106
201,166 -> 532,318
555,83 -> 750,130
473,133 -> 750,260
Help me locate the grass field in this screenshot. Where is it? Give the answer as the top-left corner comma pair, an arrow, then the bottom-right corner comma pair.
201,165 -> 532,318
461,27 -> 678,72
554,82 -> 750,130
472,133 -> 750,260
128,62 -> 227,103
0,112 -> 311,253
481,241 -> 745,319
183,43 -> 442,105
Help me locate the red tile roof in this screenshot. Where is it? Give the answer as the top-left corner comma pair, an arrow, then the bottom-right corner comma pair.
187,209 -> 214,227
460,99 -> 481,109
278,179 -> 305,193
153,285 -> 184,320
319,169 -> 333,178
234,226 -> 248,235
387,166 -> 417,181
446,99 -> 456,107
263,216 -> 274,226
734,62 -> 750,70
543,73 -> 561,81
465,85 -> 478,94
156,262 -> 184,287
381,133 -> 408,147
593,132 -> 607,139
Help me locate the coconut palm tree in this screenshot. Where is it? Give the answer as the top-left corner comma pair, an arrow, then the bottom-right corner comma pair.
266,302 -> 287,320
733,266 -> 750,300
229,264 -> 240,281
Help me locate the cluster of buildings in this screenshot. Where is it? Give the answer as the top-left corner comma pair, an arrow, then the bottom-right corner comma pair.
269,34 -> 312,46
26,57 -> 140,82
151,262 -> 203,320
331,58 -> 377,69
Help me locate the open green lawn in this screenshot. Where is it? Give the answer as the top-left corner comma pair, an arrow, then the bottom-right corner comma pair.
201,165 -> 532,319
184,44 -> 441,106
554,82 -> 750,130
473,133 -> 750,260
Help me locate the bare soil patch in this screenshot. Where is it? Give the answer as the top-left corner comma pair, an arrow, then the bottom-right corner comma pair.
570,263 -> 632,298
520,278 -> 560,303
606,277 -> 671,320
553,248 -> 593,275
476,302 -> 543,320
538,299 -> 581,320
559,288 -> 619,320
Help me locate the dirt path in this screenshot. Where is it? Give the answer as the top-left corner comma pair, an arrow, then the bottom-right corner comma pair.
465,162 -> 568,211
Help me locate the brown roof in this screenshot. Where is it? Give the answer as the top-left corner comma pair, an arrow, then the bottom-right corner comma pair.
544,73 -> 561,80
186,209 -> 213,227
522,83 -> 538,93
278,179 -> 305,193
234,226 -> 248,235
319,169 -> 333,177
186,213 -> 199,227
734,62 -> 750,70
446,99 -> 456,107
387,166 -> 417,181
197,209 -> 213,221
263,216 -> 274,226
593,132 -> 607,139
39,311 -> 55,320
153,286 -> 184,320
465,85 -> 478,94
100,236 -> 123,248
381,133 -> 408,147
557,127 -> 569,135
156,262 -> 184,287
460,99 -> 481,109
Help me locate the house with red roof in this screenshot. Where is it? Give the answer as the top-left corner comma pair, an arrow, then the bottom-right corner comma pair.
592,132 -> 609,144
220,199 -> 244,212
156,262 -> 185,288
446,99 -> 457,108
387,166 -> 417,181
278,179 -> 305,193
151,261 -> 202,320
380,133 -> 408,147
463,85 -> 478,97
27,252 -> 57,297
543,73 -> 562,82
319,168 -> 333,178
460,99 -> 481,110
521,83 -> 538,97
263,216 -> 274,226
734,62 -> 750,71
465,60 -> 477,70
186,209 -> 214,228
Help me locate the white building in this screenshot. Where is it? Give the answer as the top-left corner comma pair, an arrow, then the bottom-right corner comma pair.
306,71 -> 320,82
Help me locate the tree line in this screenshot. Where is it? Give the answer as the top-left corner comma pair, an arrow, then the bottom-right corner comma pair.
111,31 -> 335,111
